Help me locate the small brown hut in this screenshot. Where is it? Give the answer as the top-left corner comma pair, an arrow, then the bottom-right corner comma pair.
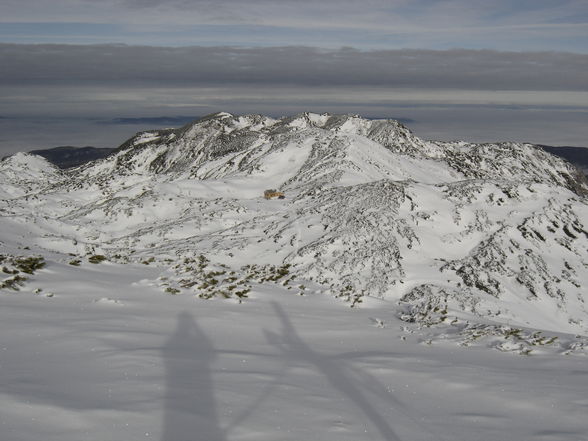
264,189 -> 285,199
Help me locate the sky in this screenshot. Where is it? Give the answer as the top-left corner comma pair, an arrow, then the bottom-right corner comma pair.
0,0 -> 587,155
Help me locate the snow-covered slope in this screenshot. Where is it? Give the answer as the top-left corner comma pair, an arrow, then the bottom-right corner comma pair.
0,152 -> 67,199
2,112 -> 588,341
3,112 -> 588,441
3,261 -> 588,441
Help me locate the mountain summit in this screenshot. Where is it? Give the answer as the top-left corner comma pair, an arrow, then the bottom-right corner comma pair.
2,112 -> 588,341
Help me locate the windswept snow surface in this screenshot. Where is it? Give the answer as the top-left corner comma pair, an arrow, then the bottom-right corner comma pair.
1,260 -> 588,441
1,112 -> 588,440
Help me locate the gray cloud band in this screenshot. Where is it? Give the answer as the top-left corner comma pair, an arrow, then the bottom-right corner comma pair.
1,44 -> 587,91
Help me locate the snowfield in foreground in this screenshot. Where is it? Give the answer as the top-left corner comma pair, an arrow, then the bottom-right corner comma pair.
1,259 -> 588,441
1,112 -> 588,440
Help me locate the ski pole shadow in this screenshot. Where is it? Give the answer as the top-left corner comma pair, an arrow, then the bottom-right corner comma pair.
161,312 -> 225,441
264,301 -> 401,441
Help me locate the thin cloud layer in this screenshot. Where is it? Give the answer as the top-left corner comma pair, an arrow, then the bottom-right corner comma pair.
1,0 -> 587,50
1,1 -> 586,155
2,44 -> 587,92
3,0 -> 586,28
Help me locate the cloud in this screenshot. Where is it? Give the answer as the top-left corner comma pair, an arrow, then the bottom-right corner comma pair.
1,1 -> 586,51
1,43 -> 587,155
4,0 -> 586,26
2,44 -> 587,93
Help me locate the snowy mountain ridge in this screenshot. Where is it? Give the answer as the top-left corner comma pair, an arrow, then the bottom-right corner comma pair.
2,111 -> 588,349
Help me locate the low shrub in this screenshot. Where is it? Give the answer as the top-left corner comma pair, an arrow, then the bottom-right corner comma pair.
88,255 -> 107,264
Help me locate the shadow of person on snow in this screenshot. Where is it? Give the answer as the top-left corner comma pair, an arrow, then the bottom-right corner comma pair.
264,301 -> 402,441
161,312 -> 226,441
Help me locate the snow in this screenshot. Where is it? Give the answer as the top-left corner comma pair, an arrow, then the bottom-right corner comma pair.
2,112 -> 588,440
133,132 -> 162,146
306,112 -> 330,127
1,259 -> 588,441
0,152 -> 65,199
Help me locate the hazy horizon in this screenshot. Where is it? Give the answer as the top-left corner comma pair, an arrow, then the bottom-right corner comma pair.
1,1 -> 586,155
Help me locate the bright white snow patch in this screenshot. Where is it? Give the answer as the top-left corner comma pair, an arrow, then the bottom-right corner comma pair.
1,259 -> 587,441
